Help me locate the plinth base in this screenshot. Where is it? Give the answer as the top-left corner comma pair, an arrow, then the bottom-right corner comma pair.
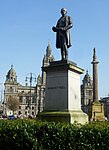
39,60 -> 88,124
37,111 -> 88,124
88,102 -> 105,121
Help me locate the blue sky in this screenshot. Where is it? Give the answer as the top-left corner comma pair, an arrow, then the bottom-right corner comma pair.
0,0 -> 109,99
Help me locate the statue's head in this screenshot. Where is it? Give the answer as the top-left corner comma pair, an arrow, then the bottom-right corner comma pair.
61,8 -> 67,15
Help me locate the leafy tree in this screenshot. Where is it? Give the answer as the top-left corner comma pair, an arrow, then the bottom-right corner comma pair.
6,96 -> 19,115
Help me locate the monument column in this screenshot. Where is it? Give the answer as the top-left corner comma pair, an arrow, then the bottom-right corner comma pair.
88,48 -> 105,121
91,48 -> 99,102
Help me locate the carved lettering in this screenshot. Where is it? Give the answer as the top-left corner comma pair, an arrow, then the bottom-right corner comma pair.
48,86 -> 65,90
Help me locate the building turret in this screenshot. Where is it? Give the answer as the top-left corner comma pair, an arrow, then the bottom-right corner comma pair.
6,65 -> 17,82
4,65 -> 19,115
81,70 -> 93,113
46,41 -> 52,57
82,70 -> 93,86
42,41 -> 54,67
37,75 -> 42,86
42,42 -> 55,85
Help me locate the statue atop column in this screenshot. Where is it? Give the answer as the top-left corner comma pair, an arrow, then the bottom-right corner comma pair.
52,8 -> 73,60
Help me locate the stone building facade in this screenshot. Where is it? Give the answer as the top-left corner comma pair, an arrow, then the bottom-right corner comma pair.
3,65 -> 37,116
3,42 -> 54,117
99,97 -> 109,119
81,70 -> 93,114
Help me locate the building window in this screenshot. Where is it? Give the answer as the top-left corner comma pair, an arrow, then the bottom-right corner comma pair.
26,96 -> 29,103
32,97 -> 35,103
85,90 -> 92,96
25,106 -> 28,110
18,111 -> 21,115
10,87 -> 14,93
25,112 -> 27,115
19,106 -> 21,109
89,90 -> 92,96
19,96 -> 23,103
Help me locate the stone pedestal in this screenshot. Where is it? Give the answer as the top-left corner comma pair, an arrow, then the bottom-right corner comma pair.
88,102 -> 105,121
37,60 -> 88,124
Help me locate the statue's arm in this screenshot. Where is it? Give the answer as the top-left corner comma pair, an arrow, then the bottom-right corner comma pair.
52,19 -> 64,32
63,16 -> 73,31
64,24 -> 73,31
52,26 -> 63,32
52,26 -> 57,32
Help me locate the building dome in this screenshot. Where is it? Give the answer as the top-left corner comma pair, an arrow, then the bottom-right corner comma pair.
6,65 -> 17,82
83,70 -> 92,85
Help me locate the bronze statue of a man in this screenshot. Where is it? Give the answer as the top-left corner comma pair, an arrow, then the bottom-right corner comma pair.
52,8 -> 73,60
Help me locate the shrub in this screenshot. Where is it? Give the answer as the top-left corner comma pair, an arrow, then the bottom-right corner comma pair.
0,120 -> 109,150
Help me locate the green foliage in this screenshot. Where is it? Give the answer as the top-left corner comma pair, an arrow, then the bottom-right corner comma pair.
0,120 -> 109,150
6,96 -> 19,114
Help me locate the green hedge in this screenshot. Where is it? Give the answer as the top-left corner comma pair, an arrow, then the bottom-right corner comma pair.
0,119 -> 109,150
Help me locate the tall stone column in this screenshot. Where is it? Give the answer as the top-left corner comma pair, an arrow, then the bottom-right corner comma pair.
91,48 -> 99,102
88,48 -> 105,121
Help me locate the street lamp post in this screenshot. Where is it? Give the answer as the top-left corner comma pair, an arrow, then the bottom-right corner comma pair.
25,73 -> 36,116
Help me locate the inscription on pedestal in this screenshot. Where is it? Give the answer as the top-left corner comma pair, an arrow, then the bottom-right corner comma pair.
48,86 -> 66,90
94,106 -> 102,112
